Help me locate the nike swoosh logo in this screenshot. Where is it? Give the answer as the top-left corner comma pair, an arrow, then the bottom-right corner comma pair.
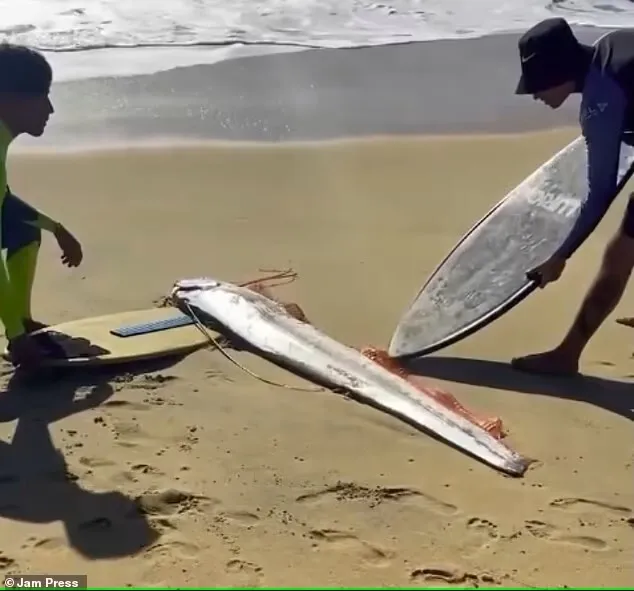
521,52 -> 537,63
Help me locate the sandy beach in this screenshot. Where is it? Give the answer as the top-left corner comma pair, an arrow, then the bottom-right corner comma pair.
0,34 -> 632,589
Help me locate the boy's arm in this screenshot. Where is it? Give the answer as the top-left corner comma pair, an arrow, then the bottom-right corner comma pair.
30,210 -> 60,233
7,190 -> 62,233
9,190 -> 82,267
21,200 -> 61,233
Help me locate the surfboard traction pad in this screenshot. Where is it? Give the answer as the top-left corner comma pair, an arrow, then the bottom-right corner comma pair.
3,311 -> 196,363
110,313 -> 194,338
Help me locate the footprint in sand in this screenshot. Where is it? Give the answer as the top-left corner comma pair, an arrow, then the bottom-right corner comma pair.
296,482 -> 458,515
177,427 -> 200,453
78,456 -> 116,469
143,395 -> 183,408
206,369 -> 233,383
524,520 -> 608,550
308,528 -> 393,567
145,537 -> 200,560
467,517 -> 499,535
116,441 -> 141,449
138,515 -> 178,535
0,552 -> 15,569
461,517 -> 500,555
134,488 -> 215,518
110,420 -> 161,449
130,463 -> 165,477
220,510 -> 261,528
113,373 -> 179,392
113,463 -> 166,485
29,537 -> 66,552
225,559 -> 263,586
111,471 -> 140,485
549,497 -> 632,517
410,566 -> 493,586
103,399 -> 153,412
111,420 -> 146,439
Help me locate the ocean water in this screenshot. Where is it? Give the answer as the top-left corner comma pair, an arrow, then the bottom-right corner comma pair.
0,0 -> 632,80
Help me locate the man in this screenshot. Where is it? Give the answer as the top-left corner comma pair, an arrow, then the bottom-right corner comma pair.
0,43 -> 83,368
512,18 -> 634,376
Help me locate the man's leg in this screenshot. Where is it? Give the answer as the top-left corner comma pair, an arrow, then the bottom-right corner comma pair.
1,189 -> 43,333
512,195 -> 634,376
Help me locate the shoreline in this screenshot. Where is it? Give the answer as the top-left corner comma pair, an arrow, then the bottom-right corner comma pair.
13,29 -> 608,152
41,23 -> 613,83
9,125 -> 581,155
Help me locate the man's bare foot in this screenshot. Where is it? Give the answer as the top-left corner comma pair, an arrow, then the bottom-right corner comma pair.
511,349 -> 579,377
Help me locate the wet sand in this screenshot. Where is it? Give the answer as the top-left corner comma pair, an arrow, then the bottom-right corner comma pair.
18,27 -> 611,150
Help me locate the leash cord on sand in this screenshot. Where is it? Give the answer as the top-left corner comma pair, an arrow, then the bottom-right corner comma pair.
183,301 -> 323,394
238,267 -> 298,289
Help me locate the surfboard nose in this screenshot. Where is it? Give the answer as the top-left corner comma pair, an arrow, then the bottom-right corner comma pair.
387,327 -> 418,358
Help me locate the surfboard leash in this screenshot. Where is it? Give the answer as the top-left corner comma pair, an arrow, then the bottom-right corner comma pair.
238,267 -> 299,290
183,302 -> 324,394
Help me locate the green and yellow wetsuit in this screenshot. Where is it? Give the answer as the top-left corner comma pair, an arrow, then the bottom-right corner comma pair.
0,119 -> 58,340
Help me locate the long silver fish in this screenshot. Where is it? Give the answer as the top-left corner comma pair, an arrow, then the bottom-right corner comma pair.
171,277 -> 531,476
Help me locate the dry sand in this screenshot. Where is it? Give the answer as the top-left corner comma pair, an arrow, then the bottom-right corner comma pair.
0,127 -> 631,588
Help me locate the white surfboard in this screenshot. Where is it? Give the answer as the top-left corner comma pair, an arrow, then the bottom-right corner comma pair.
389,134 -> 634,359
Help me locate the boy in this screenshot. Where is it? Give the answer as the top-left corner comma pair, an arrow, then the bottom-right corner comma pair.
0,43 -> 83,369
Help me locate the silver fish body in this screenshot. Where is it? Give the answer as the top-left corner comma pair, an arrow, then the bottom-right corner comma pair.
171,277 -> 530,476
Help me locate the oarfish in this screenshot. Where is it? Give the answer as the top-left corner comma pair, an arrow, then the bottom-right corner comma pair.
170,277 -> 530,476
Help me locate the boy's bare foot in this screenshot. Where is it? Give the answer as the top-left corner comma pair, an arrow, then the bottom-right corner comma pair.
5,324 -> 66,367
7,334 -> 45,368
23,319 -> 49,334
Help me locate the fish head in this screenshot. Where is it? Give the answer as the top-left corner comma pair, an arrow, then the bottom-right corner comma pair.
170,277 -> 224,299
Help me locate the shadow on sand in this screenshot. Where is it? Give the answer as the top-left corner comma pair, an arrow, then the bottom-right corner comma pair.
0,354 -> 189,561
406,355 -> 633,423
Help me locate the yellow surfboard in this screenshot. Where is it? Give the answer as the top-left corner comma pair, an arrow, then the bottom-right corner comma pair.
2,307 -> 209,368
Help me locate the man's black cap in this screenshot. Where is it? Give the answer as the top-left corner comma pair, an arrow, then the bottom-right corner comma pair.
516,18 -> 582,94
